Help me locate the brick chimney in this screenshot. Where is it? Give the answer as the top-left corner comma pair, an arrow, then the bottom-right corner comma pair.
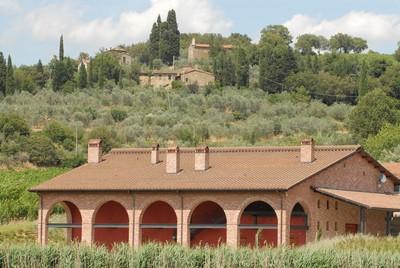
300,138 -> 315,163
88,139 -> 102,164
195,146 -> 210,171
151,144 -> 160,164
166,146 -> 180,174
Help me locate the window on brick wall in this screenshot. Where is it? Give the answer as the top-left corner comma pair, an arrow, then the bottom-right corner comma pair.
327,200 -> 330,209
334,222 -> 338,231
335,201 -> 338,210
317,221 -> 320,230
317,199 -> 320,208
326,221 -> 329,231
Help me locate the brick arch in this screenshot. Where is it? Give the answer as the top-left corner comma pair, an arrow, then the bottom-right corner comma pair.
138,199 -> 179,224
288,201 -> 310,246
45,200 -> 82,243
93,200 -> 129,249
236,197 -> 280,225
189,200 -> 227,247
238,200 -> 279,247
185,197 -> 228,223
91,198 -> 131,223
140,201 -> 178,244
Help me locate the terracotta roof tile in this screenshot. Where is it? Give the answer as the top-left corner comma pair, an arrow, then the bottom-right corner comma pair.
31,145 -> 364,192
315,187 -> 400,211
383,163 -> 400,178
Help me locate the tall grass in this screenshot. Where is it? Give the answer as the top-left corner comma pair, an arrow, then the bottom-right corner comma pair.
1,236 -> 400,268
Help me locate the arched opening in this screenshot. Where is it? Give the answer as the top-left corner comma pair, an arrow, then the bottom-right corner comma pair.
190,201 -> 226,247
239,201 -> 277,247
46,201 -> 81,244
94,201 -> 129,249
141,201 -> 177,244
290,203 -> 308,246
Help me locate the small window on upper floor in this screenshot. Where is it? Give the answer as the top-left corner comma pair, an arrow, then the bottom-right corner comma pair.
317,199 -> 320,209
334,221 -> 338,231
335,201 -> 338,210
326,221 -> 329,231
395,185 -> 400,193
317,221 -> 320,230
327,200 -> 330,210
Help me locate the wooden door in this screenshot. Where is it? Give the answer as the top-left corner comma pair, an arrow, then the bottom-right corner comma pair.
345,223 -> 358,234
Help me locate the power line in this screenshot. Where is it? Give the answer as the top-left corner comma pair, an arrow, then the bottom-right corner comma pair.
263,76 -> 359,99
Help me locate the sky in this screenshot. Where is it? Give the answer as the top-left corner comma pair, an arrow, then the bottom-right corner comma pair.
1,0 -> 400,65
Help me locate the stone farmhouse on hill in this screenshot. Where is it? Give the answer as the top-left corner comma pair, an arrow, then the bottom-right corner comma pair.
31,139 -> 400,249
104,47 -> 132,66
188,38 -> 233,62
139,67 -> 214,88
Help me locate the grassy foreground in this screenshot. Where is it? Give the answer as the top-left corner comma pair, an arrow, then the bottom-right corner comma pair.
1,236 -> 400,268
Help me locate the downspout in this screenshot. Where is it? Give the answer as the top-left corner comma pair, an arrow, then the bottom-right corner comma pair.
40,193 -> 43,245
280,192 -> 283,245
131,191 -> 135,245
179,191 -> 183,245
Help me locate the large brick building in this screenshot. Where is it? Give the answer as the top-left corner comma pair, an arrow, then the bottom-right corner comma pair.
31,139 -> 400,249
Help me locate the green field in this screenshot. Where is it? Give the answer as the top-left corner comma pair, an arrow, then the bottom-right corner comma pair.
0,168 -> 69,224
0,236 -> 400,268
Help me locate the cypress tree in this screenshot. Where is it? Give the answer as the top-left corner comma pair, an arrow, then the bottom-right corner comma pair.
35,59 -> 46,88
98,67 -> 105,89
52,60 -> 64,91
0,52 -> 6,96
5,55 -> 15,95
213,51 -> 235,86
59,35 -> 64,61
149,22 -> 160,62
78,62 -> 88,89
118,69 -> 123,89
166,9 -> 180,61
234,47 -> 249,88
159,21 -> 171,64
87,58 -> 94,87
358,59 -> 369,99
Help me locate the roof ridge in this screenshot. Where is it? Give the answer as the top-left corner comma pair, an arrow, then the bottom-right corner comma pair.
110,145 -> 361,155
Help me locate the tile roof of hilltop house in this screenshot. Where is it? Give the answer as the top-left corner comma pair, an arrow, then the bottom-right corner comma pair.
30,145 -> 399,192
383,163 -> 400,178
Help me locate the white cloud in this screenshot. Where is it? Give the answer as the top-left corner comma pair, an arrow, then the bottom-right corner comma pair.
284,11 -> 400,50
24,0 -> 232,50
0,0 -> 20,13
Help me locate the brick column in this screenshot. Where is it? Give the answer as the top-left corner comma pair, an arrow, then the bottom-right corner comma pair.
226,210 -> 239,248
81,210 -> 94,245
128,208 -> 134,247
278,209 -> 290,246
181,208 -> 190,247
133,206 -> 141,248
37,195 -> 47,245
277,193 -> 290,246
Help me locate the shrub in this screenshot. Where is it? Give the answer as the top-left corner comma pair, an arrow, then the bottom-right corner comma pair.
43,121 -> 75,150
365,124 -> 400,159
110,108 -> 128,122
0,113 -> 30,140
27,134 -> 60,166
348,89 -> 399,140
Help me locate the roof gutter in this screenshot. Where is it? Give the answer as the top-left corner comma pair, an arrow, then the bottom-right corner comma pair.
29,188 -> 288,193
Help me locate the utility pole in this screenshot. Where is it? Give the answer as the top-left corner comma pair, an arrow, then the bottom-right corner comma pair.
75,125 -> 78,156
